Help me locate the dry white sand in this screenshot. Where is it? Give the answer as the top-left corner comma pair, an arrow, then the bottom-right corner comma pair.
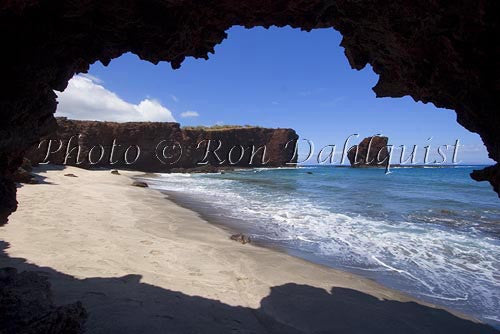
0,166 -> 489,334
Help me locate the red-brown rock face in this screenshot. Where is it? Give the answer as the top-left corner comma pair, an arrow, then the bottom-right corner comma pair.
27,118 -> 298,172
347,136 -> 389,167
0,1 -> 499,223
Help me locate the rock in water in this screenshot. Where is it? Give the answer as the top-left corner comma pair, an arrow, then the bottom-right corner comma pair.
132,181 -> 148,188
230,234 -> 251,244
348,136 -> 389,167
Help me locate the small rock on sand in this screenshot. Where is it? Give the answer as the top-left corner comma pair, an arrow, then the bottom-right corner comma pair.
64,173 -> 78,178
230,234 -> 251,244
132,181 -> 148,188
111,170 -> 120,175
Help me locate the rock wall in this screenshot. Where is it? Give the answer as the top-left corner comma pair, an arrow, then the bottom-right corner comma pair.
0,1 -> 499,223
26,118 -> 298,172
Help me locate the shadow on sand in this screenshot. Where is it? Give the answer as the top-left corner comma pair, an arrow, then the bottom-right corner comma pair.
0,240 -> 497,334
15,164 -> 66,188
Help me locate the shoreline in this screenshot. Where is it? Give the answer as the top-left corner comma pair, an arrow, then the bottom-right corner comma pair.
138,172 -> 500,328
1,165 -> 496,333
156,188 -> 307,261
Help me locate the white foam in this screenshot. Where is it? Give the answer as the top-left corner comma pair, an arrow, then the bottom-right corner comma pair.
372,256 -> 434,292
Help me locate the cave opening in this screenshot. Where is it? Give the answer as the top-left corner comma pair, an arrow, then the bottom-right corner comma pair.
53,26 -> 493,167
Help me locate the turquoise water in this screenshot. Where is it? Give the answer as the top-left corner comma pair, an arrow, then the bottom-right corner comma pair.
141,166 -> 500,326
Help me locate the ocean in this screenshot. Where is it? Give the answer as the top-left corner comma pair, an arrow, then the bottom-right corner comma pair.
139,166 -> 500,327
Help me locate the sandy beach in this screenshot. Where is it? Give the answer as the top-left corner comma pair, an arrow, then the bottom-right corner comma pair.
0,166 -> 496,333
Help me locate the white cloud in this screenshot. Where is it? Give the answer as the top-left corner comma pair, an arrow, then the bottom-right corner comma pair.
180,111 -> 199,118
55,75 -> 176,122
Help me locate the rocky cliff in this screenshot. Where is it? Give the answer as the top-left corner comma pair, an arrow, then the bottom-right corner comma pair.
26,118 -> 298,172
348,136 -> 389,167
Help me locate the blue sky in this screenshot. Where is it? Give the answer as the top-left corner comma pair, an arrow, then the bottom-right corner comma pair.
56,26 -> 492,164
